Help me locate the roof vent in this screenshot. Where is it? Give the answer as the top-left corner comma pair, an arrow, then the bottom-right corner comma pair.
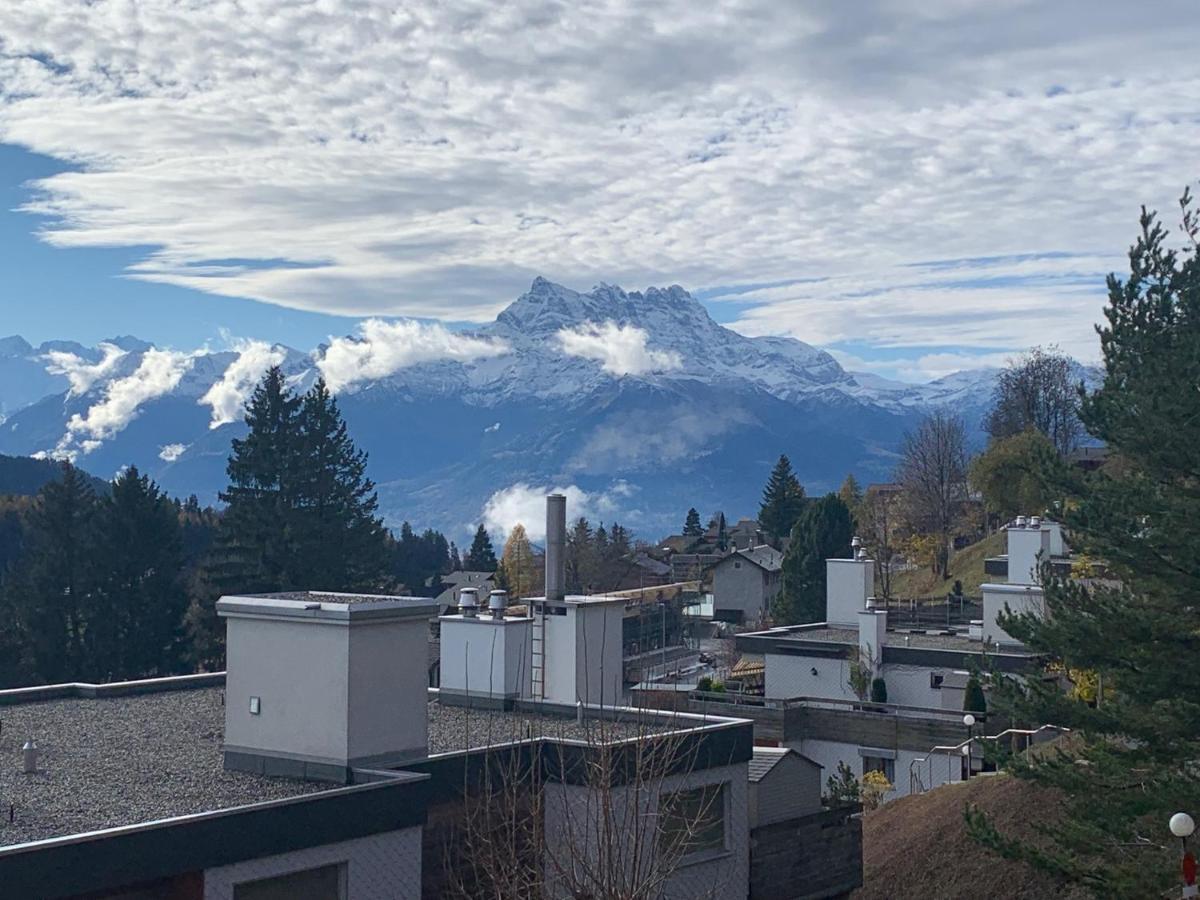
856,547 -> 868,561
851,535 -> 862,551
488,590 -> 508,619
1015,515 -> 1027,528
459,587 -> 479,618
1029,515 -> 1041,528
22,739 -> 37,775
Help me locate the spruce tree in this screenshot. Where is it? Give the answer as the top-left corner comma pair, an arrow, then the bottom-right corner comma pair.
465,524 -> 498,571
214,366 -> 302,592
292,378 -> 390,590
772,494 -> 853,625
759,454 -> 806,543
6,462 -> 98,682
967,190 -> 1200,896
88,466 -> 187,680
716,512 -> 728,552
683,508 -> 703,537
566,517 -> 594,592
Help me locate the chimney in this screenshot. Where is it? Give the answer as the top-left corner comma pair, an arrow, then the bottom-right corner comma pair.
1006,515 -> 1051,586
545,494 -> 567,603
217,592 -> 436,781
488,589 -> 508,619
459,587 -> 479,618
439,591 -> 532,707
826,550 -> 874,626
858,601 -> 887,675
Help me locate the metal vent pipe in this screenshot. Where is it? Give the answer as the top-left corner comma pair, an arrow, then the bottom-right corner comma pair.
545,494 -> 567,603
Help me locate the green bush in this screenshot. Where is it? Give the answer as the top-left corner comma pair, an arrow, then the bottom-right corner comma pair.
964,675 -> 987,713
696,676 -> 713,692
870,676 -> 888,703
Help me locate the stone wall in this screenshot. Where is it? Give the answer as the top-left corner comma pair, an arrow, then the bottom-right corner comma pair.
749,806 -> 863,900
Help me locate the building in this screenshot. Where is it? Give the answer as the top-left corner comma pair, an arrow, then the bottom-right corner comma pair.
711,545 -> 783,624
0,495 -> 865,899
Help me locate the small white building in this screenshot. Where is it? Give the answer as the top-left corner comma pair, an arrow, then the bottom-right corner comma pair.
711,545 -> 783,625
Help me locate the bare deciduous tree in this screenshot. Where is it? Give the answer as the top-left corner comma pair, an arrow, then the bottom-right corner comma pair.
896,410 -> 969,578
446,709 -> 730,900
984,345 -> 1083,455
859,486 -> 899,599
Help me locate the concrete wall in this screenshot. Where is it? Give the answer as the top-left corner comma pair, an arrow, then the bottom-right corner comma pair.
982,583 -> 1044,647
573,603 -> 624,707
1006,525 -> 1050,586
765,649 -> 969,711
224,616 -> 351,764
543,761 -> 750,900
713,559 -> 777,623
750,755 -> 822,828
203,827 -> 422,900
439,616 -> 533,701
826,559 -> 873,626
346,618 -> 428,763
749,807 -> 862,900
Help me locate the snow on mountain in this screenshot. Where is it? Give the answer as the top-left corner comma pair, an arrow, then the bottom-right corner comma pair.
0,280 -> 1038,535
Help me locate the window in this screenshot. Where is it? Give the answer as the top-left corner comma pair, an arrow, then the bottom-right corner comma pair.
862,755 -> 895,783
234,864 -> 346,900
930,673 -> 945,689
659,783 -> 727,861
733,561 -> 741,568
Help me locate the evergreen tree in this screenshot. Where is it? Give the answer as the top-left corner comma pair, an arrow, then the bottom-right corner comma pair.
967,190 -> 1200,896
449,542 -> 463,572
566,517 -> 595,592
500,523 -> 538,598
772,494 -> 853,625
716,512 -> 728,552
759,454 -> 807,544
6,463 -> 98,682
682,508 -> 703,537
213,366 -> 302,592
465,524 -> 498,571
292,379 -> 390,590
838,474 -> 864,524
962,676 -> 987,714
88,466 -> 187,680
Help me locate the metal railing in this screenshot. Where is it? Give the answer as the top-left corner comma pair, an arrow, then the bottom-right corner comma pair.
908,724 -> 1069,795
878,594 -> 982,628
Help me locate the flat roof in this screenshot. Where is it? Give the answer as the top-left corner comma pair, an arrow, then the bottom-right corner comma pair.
0,686 -> 325,848
0,682 -> 686,848
738,624 -> 1038,658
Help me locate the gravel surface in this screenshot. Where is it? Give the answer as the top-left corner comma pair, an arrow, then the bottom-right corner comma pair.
0,687 -> 325,847
426,701 -> 667,755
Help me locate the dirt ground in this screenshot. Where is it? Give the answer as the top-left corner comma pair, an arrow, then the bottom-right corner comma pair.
853,773 -> 1092,900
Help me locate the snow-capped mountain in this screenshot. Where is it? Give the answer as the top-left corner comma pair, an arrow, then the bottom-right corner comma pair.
0,279 -> 1020,537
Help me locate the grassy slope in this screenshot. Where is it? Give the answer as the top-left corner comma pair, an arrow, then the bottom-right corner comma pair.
888,530 -> 1005,599
854,773 -> 1089,900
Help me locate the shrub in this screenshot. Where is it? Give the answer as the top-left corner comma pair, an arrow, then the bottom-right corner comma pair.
870,676 -> 888,703
963,675 -> 987,713
696,676 -> 713,692
861,769 -> 893,810
824,761 -> 860,806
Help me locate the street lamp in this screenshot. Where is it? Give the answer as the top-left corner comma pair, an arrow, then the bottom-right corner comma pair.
1170,812 -> 1197,898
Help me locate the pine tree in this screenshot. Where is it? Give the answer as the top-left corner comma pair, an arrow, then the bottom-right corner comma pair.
500,523 -> 538,598
967,190 -> 1200,896
465,524 -> 498,571
6,463 -> 98,682
682,508 -> 703,537
716,512 -> 728,552
566,517 -> 594,592
772,494 -> 853,625
213,366 -> 302,592
88,466 -> 187,680
759,454 -> 806,543
449,542 -> 463,572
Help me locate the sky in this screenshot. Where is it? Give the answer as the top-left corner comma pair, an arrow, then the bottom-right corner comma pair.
1,1 -> 1198,382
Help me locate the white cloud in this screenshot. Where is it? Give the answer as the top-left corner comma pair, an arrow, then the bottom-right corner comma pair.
50,348 -> 195,459
318,319 -> 509,392
484,422 -> 500,433
0,2 -> 1197,352
201,340 -> 286,428
158,442 -> 188,462
556,321 -> 682,376
481,481 -> 635,543
43,343 -> 127,396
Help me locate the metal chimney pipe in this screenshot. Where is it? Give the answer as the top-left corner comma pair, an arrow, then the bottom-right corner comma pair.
488,590 -> 508,619
545,493 -> 567,602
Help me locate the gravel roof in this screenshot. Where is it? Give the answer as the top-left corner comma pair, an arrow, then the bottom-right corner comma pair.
249,590 -> 432,605
426,700 -> 669,755
0,687 -> 325,848
782,626 -> 1013,652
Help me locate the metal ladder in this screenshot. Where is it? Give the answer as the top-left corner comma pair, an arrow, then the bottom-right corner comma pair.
530,603 -> 546,700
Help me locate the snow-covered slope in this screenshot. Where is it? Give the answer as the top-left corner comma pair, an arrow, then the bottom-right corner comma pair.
0,279 -> 1029,535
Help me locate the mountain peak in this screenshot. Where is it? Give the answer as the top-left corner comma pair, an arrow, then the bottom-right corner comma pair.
0,335 -> 33,358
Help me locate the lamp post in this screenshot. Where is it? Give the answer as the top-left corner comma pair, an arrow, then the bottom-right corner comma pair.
1170,813 -> 1197,898
962,713 -> 976,780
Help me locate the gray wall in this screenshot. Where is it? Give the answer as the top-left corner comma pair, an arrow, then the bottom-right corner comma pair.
750,755 -> 823,828
713,559 -> 777,622
749,807 -> 862,900
203,827 -> 422,900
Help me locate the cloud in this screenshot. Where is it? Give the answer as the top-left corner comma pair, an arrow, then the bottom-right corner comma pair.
484,422 -> 500,433
200,339 -> 286,428
158,442 -> 188,461
556,322 -> 682,376
481,481 -> 636,543
317,319 -> 509,392
43,343 -> 127,396
571,404 -> 755,473
50,348 -> 195,459
0,2 -> 1198,357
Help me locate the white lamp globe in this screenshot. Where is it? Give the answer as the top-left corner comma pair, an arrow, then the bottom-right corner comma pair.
963,714 -> 976,727
960,744 -> 971,756
1170,812 -> 1195,838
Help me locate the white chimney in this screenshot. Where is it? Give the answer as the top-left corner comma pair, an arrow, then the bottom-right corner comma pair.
488,589 -> 508,619
826,554 -> 874,626
858,606 -> 887,675
459,586 -> 479,618
1006,517 -> 1051,586
217,592 -> 436,781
